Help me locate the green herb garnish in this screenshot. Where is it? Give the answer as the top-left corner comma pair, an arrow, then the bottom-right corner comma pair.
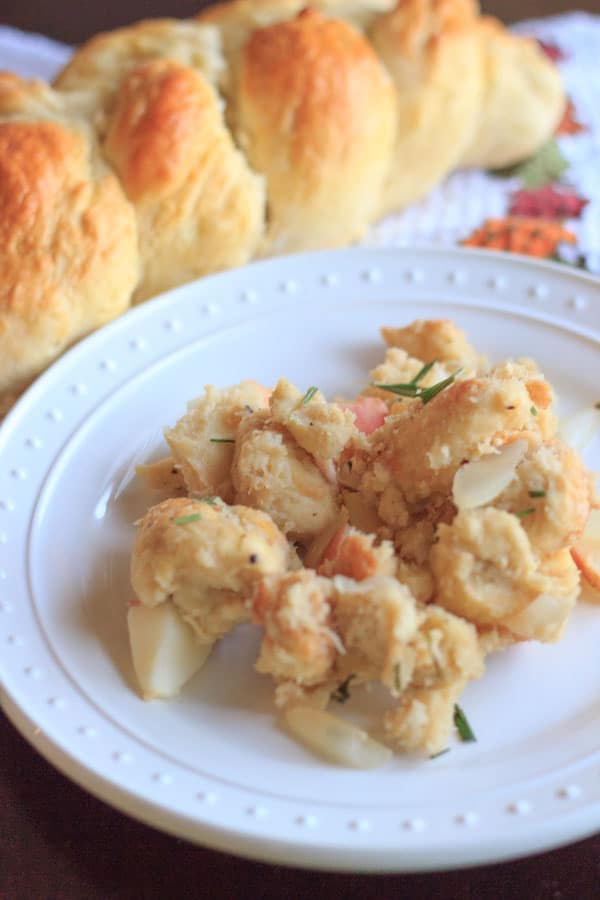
331,674 -> 355,704
454,704 -> 476,743
530,405 -> 538,416
420,370 -> 463,404
200,495 -> 219,505
409,359 -> 437,386
210,437 -> 235,444
430,748 -> 450,760
516,507 -> 535,518
301,386 -> 319,405
173,513 -> 202,525
595,402 -> 600,410
528,490 -> 546,498
373,369 -> 462,405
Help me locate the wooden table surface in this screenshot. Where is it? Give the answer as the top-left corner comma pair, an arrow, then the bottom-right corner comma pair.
1,2 -> 599,898
1,0 -> 599,42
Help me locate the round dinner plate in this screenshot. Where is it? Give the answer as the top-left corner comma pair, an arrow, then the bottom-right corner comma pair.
1,247 -> 599,872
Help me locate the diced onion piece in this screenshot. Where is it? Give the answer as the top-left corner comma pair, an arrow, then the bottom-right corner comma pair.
571,509 -> 600,593
452,440 -> 527,510
284,706 -> 392,769
559,406 -> 600,451
128,603 -> 212,699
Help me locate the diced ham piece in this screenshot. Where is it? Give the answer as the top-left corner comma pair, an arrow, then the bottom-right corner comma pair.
338,397 -> 388,435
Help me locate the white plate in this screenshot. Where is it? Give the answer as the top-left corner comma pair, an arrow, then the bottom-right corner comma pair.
1,247 -> 599,872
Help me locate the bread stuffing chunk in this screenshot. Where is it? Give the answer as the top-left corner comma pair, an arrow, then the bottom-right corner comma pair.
381,319 -> 483,370
231,409 -> 341,541
131,495 -> 290,642
128,317 -> 599,763
164,380 -> 271,500
252,570 -> 420,699
316,524 -> 396,581
430,508 -> 579,640
493,439 -> 592,556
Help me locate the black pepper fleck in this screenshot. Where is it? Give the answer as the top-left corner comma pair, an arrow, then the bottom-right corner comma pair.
249,553 -> 258,564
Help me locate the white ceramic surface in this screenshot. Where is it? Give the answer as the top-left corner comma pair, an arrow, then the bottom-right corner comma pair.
1,247 -> 599,872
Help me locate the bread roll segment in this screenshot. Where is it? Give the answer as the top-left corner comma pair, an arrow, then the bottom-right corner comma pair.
56,18 -> 265,302
460,16 -> 566,169
103,57 -> 265,301
0,74 -> 139,415
234,8 -> 396,254
370,0 -> 484,212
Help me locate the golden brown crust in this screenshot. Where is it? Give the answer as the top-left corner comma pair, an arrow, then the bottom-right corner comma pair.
234,8 -> 395,254
0,75 -> 138,410
102,58 -> 265,301
55,19 -> 264,303
104,61 -> 206,202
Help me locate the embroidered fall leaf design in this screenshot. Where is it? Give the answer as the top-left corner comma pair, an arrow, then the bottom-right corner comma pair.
461,218 -> 577,258
492,140 -> 569,187
536,39 -> 567,63
556,99 -> 586,136
509,186 -> 589,219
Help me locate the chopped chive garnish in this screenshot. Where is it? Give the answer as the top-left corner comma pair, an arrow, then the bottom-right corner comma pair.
409,359 -> 437,386
595,402 -> 600,410
373,369 -> 462,405
430,748 -> 450,760
201,495 -> 219,504
530,405 -> 538,416
210,437 -> 235,443
528,490 -> 546,498
516,507 -> 535,518
393,662 -> 402,692
454,704 -> 476,742
420,370 -> 463,405
173,513 -> 202,525
301,386 -> 319,405
372,381 -> 421,397
331,674 -> 355,704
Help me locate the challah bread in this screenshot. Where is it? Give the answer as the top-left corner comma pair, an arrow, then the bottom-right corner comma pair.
0,2 -> 566,415
369,0 -> 484,213
0,74 -> 138,416
460,17 -> 566,169
233,8 -> 395,254
55,19 -> 265,301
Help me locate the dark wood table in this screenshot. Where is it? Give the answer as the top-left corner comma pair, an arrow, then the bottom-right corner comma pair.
0,0 -> 598,43
1,2 -> 599,898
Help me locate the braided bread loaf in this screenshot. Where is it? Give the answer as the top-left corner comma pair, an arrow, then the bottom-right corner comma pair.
0,0 -> 565,412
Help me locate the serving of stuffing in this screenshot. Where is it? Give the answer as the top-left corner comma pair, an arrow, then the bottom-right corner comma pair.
128,318 -> 600,767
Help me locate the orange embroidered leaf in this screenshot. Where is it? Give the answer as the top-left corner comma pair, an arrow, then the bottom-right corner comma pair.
461,217 -> 577,259
556,99 -> 586,136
